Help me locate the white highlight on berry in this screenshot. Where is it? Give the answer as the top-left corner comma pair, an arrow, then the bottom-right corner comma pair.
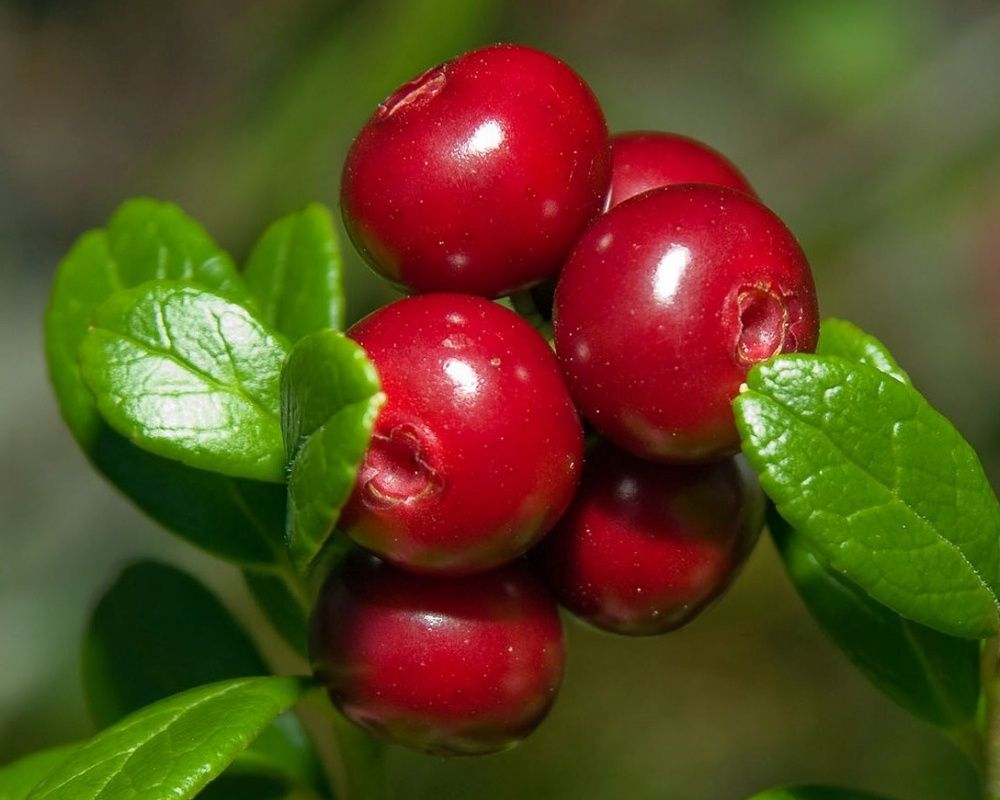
652,243 -> 691,304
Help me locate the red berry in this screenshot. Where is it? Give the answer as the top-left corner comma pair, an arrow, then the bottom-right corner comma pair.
553,184 -> 819,462
342,294 -> 583,574
310,552 -> 565,755
536,444 -> 765,636
341,43 -> 611,297
608,131 -> 755,208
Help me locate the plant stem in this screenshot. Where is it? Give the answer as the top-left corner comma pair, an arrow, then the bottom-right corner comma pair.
318,695 -> 389,800
951,723 -> 986,776
983,637 -> 1000,799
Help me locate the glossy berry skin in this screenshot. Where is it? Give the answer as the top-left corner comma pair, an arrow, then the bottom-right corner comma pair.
554,184 -> 819,462
608,131 -> 755,208
536,444 -> 765,636
342,294 -> 583,574
310,552 -> 565,755
341,43 -> 611,297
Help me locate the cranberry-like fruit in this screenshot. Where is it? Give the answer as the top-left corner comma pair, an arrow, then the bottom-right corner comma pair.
342,294 -> 583,574
536,444 -> 765,636
341,43 -> 611,297
608,131 -> 755,208
553,184 -> 819,462
310,552 -> 565,755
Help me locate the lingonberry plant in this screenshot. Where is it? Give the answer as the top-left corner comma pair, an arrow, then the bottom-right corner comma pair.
5,41 -> 996,800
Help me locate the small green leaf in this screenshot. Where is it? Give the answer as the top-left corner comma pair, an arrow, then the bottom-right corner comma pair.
748,788 -> 895,800
281,330 -> 384,572
83,561 -> 327,796
46,225 -> 283,565
815,318 -> 909,384
245,204 -> 345,342
735,353 -> 1000,638
771,511 -> 980,727
107,199 -> 248,303
80,281 -> 289,482
0,746 -> 77,800
26,677 -> 305,800
44,231 -> 121,443
243,570 -> 310,658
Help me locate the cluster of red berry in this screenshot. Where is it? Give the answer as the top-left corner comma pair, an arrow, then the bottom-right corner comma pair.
310,43 -> 819,756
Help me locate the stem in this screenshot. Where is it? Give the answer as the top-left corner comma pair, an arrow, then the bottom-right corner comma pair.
281,564 -> 389,800
951,723 -> 986,777
983,637 -> 1000,799
317,694 -> 389,800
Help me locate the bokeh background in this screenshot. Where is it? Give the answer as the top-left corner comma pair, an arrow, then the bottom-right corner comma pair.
2,1 -> 998,797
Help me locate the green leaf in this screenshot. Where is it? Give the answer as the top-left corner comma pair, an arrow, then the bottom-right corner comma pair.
771,511 -> 980,727
245,204 -> 345,342
45,219 -> 283,566
243,570 -> 310,658
84,561 -> 270,725
83,561 -> 327,796
0,746 -> 77,800
106,199 -> 248,304
26,677 -> 305,800
79,281 -> 289,483
748,788 -> 895,800
735,353 -> 1000,638
91,432 -> 285,564
281,330 -> 384,572
815,318 -> 909,385
44,231 -> 121,443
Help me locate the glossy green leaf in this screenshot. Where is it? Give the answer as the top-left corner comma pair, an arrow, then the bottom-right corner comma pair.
748,787 -> 894,800
0,746 -> 77,800
106,199 -> 248,304
243,570 -> 310,658
83,561 -> 327,796
45,221 -> 283,566
79,281 -> 289,483
735,353 -> 1000,638
771,511 -> 980,727
26,677 -> 305,800
281,330 -> 384,572
245,204 -> 344,342
815,318 -> 909,385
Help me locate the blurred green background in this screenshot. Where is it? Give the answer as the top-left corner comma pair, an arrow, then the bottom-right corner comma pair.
1,0 -> 998,797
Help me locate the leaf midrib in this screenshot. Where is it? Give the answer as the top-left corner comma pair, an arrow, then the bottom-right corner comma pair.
95,325 -> 280,428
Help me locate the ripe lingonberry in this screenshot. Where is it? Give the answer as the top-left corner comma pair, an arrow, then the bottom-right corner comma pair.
341,43 -> 611,298
535,444 -> 765,636
608,131 -> 756,208
553,184 -> 819,462
310,552 -> 565,755
341,293 -> 583,574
